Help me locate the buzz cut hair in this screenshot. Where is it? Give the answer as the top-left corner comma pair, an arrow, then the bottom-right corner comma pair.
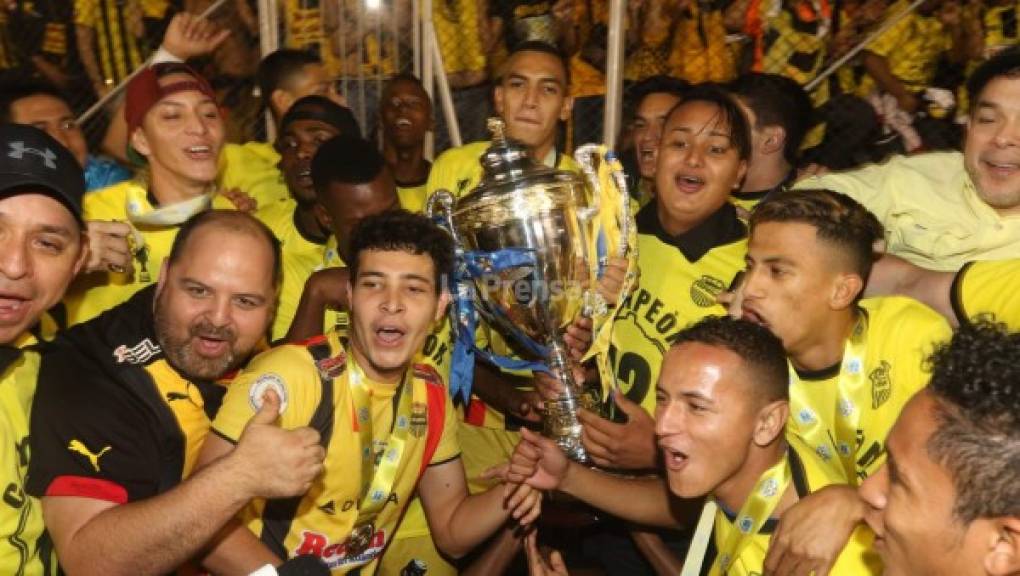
749,189 -> 884,284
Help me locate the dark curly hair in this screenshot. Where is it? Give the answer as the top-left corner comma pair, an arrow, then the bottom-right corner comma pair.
925,319 -> 1020,524
348,209 -> 454,291
671,316 -> 789,404
750,189 -> 885,286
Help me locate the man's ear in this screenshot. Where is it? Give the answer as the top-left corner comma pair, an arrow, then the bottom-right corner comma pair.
493,85 -> 505,116
313,202 -> 333,233
753,399 -> 788,447
559,95 -> 574,121
270,89 -> 294,120
154,259 -> 171,301
130,128 -> 151,158
761,125 -> 787,157
73,231 -> 91,277
985,516 -> 1020,576
435,288 -> 451,321
830,272 -> 864,310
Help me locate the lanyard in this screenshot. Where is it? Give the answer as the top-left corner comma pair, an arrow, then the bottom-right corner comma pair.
346,356 -> 421,529
788,312 -> 868,481
710,452 -> 793,575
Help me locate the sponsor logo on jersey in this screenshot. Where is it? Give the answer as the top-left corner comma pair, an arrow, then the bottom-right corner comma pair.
113,338 -> 161,364
294,528 -> 387,568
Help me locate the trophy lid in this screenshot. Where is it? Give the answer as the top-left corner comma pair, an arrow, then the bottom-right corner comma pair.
479,118 -> 558,185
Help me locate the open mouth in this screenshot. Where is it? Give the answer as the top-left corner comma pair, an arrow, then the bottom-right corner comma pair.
982,158 -> 1020,177
394,118 -> 413,129
185,145 -> 214,161
660,446 -> 690,472
0,293 -> 30,325
674,174 -> 705,193
193,334 -> 230,357
375,324 -> 406,346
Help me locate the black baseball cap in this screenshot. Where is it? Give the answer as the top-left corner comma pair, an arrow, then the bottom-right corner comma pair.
0,123 -> 85,225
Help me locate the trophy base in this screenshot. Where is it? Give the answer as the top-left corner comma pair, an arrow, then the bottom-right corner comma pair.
544,391 -> 600,463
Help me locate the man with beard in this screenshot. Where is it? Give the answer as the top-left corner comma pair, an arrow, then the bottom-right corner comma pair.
256,95 -> 361,341
27,210 -> 327,575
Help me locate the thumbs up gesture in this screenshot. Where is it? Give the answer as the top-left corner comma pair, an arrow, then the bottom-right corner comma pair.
232,389 -> 326,499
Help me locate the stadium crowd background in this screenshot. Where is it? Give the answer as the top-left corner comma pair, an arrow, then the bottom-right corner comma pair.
0,0 -> 996,168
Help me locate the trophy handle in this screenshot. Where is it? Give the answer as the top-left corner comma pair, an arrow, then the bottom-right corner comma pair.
573,144 -> 633,260
425,189 -> 461,245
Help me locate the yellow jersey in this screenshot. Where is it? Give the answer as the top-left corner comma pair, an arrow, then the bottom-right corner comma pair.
256,199 -> 329,341
952,259 -> 1020,331
426,141 -> 579,200
74,0 -> 144,85
212,331 -> 460,574
64,181 -> 238,325
609,202 -> 747,415
862,0 -> 950,93
0,349 -> 55,576
220,142 -> 290,208
794,151 -> 1020,271
787,297 -> 950,484
396,180 -> 429,215
707,438 -> 882,575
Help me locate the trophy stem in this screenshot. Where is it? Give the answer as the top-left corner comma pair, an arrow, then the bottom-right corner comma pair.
544,339 -> 589,463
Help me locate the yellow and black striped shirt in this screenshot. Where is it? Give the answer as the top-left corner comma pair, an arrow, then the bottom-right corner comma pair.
75,0 -> 145,85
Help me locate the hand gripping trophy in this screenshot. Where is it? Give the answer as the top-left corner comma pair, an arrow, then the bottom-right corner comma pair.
428,119 -> 637,462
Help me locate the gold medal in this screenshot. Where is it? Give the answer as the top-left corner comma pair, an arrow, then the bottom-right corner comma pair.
346,522 -> 375,557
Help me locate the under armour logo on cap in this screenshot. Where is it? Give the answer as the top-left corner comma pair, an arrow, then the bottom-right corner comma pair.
8,141 -> 58,170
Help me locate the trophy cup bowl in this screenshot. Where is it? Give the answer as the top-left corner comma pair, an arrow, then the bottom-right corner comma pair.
428,120 -> 621,462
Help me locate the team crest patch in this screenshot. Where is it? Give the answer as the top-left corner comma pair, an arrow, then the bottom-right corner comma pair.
689,275 -> 727,308
249,373 -> 288,415
409,402 -> 428,438
869,360 -> 892,409
316,350 -> 348,380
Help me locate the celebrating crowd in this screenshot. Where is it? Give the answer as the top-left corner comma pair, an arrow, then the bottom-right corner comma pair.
0,4 -> 1018,576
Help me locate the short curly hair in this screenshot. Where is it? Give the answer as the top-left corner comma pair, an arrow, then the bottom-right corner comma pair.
348,209 -> 454,291
671,316 -> 789,404
750,189 -> 884,284
925,319 -> 1020,524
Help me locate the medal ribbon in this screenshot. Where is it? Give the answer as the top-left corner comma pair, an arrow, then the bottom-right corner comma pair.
788,312 -> 868,482
124,187 -> 213,227
346,353 -> 423,538
709,452 -> 793,576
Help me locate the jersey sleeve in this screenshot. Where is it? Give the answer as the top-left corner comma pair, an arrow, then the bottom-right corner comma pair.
212,344 -> 322,442
951,260 -> 1020,331
27,346 -> 161,504
428,389 -> 461,465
